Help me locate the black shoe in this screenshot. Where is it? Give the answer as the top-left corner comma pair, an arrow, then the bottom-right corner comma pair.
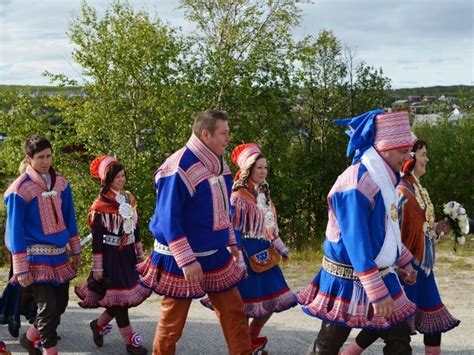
126,344 -> 148,355
19,333 -> 42,355
8,320 -> 20,338
90,319 -> 103,347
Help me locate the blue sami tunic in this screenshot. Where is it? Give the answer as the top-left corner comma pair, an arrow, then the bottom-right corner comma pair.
297,161 -> 416,329
4,165 -> 81,286
137,134 -> 245,298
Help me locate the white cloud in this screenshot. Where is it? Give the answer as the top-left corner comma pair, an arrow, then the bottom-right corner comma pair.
0,0 -> 472,87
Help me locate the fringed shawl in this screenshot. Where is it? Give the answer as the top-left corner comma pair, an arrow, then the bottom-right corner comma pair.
231,185 -> 278,241
88,190 -> 137,235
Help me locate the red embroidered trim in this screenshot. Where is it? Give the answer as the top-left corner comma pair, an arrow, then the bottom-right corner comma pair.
356,267 -> 389,302
168,236 -> 196,268
396,244 -> 413,268
209,176 -> 230,231
68,235 -> 81,255
12,252 -> 29,274
92,253 -> 103,270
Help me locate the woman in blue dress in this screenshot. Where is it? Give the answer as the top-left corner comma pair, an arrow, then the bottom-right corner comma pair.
203,143 -> 297,352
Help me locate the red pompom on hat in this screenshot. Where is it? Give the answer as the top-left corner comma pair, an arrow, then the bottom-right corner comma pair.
231,143 -> 262,168
90,155 -> 118,180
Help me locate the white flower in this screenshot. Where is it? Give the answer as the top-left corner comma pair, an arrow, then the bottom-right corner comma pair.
123,218 -> 134,234
457,236 -> 466,245
115,193 -> 126,204
118,203 -> 133,219
459,218 -> 470,235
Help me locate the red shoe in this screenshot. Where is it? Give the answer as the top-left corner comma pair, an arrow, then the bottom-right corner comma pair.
251,336 -> 268,354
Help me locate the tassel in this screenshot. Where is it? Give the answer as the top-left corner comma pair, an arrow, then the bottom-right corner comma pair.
348,282 -> 367,317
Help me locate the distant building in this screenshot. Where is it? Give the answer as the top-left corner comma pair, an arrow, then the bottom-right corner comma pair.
422,96 -> 437,102
408,96 -> 422,103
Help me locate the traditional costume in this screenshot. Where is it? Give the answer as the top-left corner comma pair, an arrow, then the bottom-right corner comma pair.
137,133 -> 251,354
4,164 -> 81,354
75,156 -> 150,355
201,143 -> 297,350
297,110 -> 417,354
396,163 -> 460,353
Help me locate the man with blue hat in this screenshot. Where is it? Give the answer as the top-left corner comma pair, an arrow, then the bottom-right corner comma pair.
297,110 -> 418,354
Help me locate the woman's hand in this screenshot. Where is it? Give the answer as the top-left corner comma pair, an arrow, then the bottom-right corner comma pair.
435,220 -> 451,236
93,270 -> 103,281
17,272 -> 33,288
398,266 -> 417,285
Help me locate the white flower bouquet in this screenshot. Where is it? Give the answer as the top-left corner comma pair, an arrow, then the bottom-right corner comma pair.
443,201 -> 469,250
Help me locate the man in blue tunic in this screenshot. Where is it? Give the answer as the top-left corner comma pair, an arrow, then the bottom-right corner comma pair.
5,135 -> 81,355
297,110 -> 418,355
138,110 -> 253,354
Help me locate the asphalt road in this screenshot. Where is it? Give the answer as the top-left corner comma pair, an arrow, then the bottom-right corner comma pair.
1,290 -> 472,354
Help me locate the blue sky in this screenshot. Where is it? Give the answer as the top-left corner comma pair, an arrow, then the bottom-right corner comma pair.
0,0 -> 472,88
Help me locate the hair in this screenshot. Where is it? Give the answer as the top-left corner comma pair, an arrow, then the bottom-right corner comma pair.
23,135 -> 52,158
233,154 -> 272,204
100,163 -> 125,194
405,139 -> 428,173
192,110 -> 228,138
412,139 -> 428,153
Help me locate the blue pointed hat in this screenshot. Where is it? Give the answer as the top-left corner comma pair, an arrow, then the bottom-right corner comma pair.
334,109 -> 413,164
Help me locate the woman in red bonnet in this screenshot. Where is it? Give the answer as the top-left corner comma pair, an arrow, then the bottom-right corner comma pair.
75,156 -> 150,355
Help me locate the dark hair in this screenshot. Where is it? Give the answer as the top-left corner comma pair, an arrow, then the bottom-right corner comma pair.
405,139 -> 428,173
412,139 -> 428,153
100,163 -> 125,194
192,110 -> 228,137
24,135 -> 52,158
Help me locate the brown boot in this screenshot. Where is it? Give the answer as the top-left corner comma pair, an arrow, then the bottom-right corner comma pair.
90,319 -> 103,347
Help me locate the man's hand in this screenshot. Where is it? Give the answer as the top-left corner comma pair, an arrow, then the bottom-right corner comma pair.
228,245 -> 240,264
398,265 -> 417,285
372,295 -> 394,318
93,270 -> 103,281
182,261 -> 203,283
70,254 -> 81,271
17,272 -> 33,288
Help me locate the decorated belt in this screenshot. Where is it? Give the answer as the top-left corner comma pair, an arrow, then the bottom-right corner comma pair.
103,234 -> 135,246
322,256 -> 390,281
153,241 -> 218,257
27,244 -> 66,256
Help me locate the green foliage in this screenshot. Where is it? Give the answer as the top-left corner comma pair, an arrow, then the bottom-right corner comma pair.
3,0 -> 470,258
414,112 -> 474,217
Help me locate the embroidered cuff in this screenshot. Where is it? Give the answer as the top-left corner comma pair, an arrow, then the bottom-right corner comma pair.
92,253 -> 103,271
12,252 -> 29,275
135,241 -> 144,258
396,244 -> 413,268
272,237 -> 289,255
68,234 -> 82,255
228,227 -> 237,246
168,236 -> 196,268
356,267 -> 389,303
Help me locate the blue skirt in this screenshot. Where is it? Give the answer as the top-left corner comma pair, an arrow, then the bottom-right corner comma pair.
238,238 -> 296,318
403,265 -> 460,334
137,246 -> 245,299
297,267 -> 416,330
